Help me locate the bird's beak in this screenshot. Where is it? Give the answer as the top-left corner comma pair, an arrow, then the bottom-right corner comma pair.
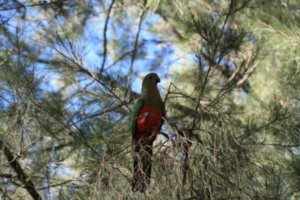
156,77 -> 160,83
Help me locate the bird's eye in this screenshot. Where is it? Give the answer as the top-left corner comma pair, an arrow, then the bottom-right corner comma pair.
149,76 -> 153,79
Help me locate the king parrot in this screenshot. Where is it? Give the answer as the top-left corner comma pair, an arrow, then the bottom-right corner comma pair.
131,73 -> 165,192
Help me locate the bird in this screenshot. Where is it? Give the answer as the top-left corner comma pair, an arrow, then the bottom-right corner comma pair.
131,73 -> 165,193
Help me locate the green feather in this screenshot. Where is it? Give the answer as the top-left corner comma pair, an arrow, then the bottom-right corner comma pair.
131,97 -> 144,138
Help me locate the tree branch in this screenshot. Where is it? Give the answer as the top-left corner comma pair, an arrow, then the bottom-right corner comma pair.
100,0 -> 116,75
126,0 -> 148,99
0,140 -> 41,200
0,1 -> 60,12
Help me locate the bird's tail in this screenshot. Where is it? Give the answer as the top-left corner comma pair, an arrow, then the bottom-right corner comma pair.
132,140 -> 153,193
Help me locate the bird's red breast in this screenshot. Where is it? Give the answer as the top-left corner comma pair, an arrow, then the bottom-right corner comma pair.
136,105 -> 163,140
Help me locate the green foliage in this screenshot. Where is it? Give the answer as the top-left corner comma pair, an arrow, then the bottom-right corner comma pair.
0,0 -> 300,199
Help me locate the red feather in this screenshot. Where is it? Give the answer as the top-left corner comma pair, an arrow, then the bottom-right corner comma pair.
136,105 -> 163,140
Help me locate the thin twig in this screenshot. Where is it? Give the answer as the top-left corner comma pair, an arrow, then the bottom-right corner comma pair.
37,180 -> 77,190
100,0 -> 116,75
126,0 -> 148,99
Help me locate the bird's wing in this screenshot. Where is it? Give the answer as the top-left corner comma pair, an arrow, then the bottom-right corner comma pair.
131,97 -> 144,138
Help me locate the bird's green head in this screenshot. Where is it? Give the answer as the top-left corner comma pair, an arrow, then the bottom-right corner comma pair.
142,73 -> 160,88
141,73 -> 162,103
